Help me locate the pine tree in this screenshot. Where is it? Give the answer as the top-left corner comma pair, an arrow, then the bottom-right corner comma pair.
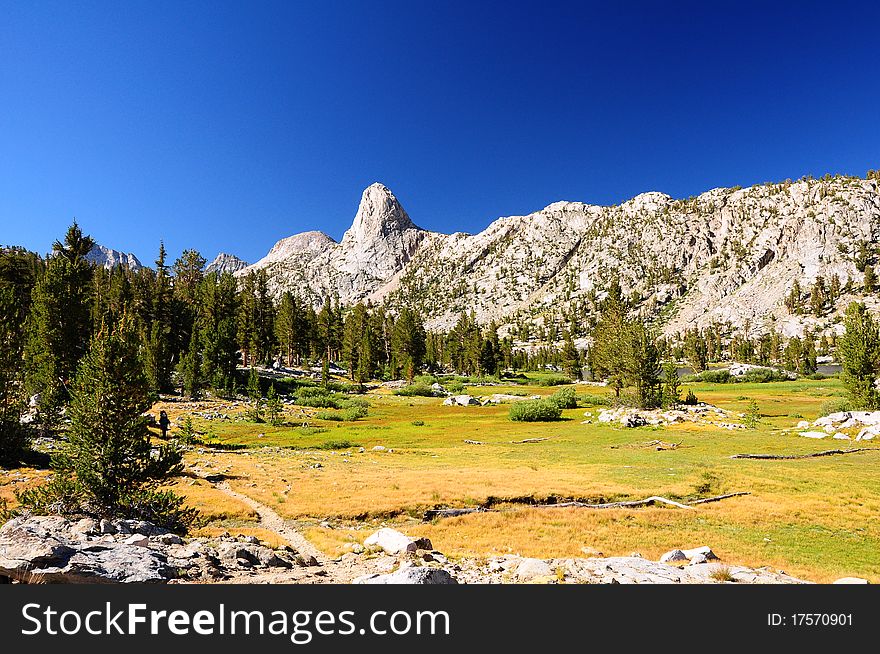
391,307 -> 427,381
144,242 -> 174,395
0,248 -> 39,463
180,329 -> 202,399
197,272 -> 239,392
24,222 -> 95,428
864,265 -> 876,294
560,332 -> 582,380
838,302 -> 880,409
266,383 -> 282,426
661,360 -> 681,407
18,313 -> 196,531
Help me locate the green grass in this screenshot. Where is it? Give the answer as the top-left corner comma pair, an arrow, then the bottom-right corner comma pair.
159,375 -> 880,582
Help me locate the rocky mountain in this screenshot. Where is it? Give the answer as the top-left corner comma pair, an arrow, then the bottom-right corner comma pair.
237,183 -> 428,305
86,244 -> 143,271
235,175 -> 880,336
206,252 -> 249,275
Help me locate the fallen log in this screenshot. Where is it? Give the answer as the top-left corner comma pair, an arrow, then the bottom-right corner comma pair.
544,496 -> 695,510
425,492 -> 751,520
423,507 -> 491,520
731,449 -> 871,460
511,437 -> 549,444
463,439 -> 485,445
688,491 -> 750,505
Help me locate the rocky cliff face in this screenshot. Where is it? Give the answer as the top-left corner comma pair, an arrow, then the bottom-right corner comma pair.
236,176 -> 880,336
238,183 -> 428,305
86,244 -> 143,271
206,252 -> 249,275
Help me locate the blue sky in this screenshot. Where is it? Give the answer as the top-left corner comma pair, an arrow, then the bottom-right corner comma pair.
2,1 -> 879,265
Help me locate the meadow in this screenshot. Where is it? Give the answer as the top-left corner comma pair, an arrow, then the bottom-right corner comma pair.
137,375 -> 880,584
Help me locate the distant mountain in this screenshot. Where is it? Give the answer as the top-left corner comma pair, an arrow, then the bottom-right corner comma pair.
206,252 -> 249,275
86,244 -> 143,271
230,175 -> 880,337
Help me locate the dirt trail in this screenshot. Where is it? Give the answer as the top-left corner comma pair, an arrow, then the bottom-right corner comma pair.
214,481 -> 324,562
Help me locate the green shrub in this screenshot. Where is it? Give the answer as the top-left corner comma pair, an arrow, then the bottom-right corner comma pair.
579,393 -> 611,406
411,420 -> 425,426
548,386 -> 577,409
393,383 -> 436,397
446,381 -> 466,394
509,399 -> 562,422
315,411 -> 344,421
313,439 -> 360,450
819,397 -> 851,416
684,389 -> 699,405
536,375 -> 571,386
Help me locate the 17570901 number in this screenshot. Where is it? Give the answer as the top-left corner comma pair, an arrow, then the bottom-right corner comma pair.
768,614 -> 853,627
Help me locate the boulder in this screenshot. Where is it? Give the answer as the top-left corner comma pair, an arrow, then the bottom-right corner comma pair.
515,557 -> 554,581
430,383 -> 448,396
688,554 -> 709,566
355,567 -> 458,585
796,420 -> 811,429
799,431 -> 827,439
681,546 -> 718,561
621,414 -> 648,428
364,528 -> 418,555
659,549 -> 688,563
856,426 -> 880,441
833,577 -> 869,584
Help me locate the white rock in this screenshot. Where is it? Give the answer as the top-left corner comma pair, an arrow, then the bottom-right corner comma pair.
799,431 -> 827,439
833,433 -> 851,440
515,558 -> 554,580
833,577 -> 869,584
681,546 -> 718,561
363,528 -> 417,555
796,421 -> 810,429
123,534 -> 150,548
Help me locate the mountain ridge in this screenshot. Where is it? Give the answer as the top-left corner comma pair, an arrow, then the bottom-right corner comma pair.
233,174 -> 880,338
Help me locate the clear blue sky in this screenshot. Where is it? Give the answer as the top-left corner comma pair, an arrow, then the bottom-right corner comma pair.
2,0 -> 879,265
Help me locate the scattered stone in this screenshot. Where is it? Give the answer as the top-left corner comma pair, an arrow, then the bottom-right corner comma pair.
442,395 -> 481,407
799,431 -> 827,439
372,445 -> 387,452
833,577 -> 869,584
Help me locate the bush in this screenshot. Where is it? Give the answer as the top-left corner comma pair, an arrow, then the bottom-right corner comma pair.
684,389 -> 699,405
509,399 -> 562,422
819,397 -> 852,416
536,375 -> 571,386
579,393 -> 611,406
314,439 -> 360,450
548,386 -> 578,409
446,381 -> 466,394
411,420 -> 425,426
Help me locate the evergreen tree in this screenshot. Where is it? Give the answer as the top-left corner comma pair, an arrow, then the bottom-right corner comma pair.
864,265 -> 876,294
838,302 -> 880,409
197,272 -> 239,392
18,313 -> 196,532
266,384 -> 282,426
24,222 -> 95,428
391,307 -> 427,381
661,360 -> 681,407
560,332 -> 582,380
144,242 -> 174,395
